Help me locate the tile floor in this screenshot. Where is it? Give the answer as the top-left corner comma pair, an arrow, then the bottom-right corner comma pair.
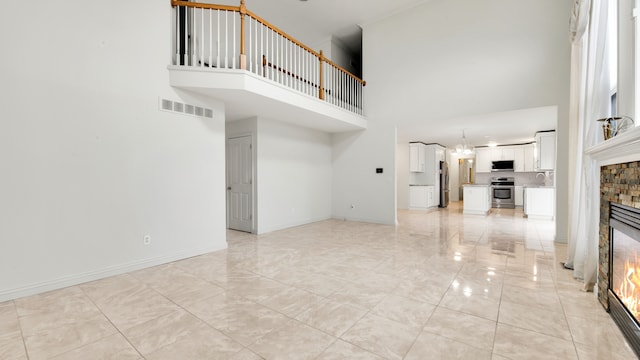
1,203 -> 637,359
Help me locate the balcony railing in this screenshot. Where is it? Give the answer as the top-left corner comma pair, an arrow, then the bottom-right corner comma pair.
171,0 -> 366,115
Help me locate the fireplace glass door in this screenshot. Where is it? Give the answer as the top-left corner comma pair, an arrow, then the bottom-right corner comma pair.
611,227 -> 640,323
610,201 -> 640,332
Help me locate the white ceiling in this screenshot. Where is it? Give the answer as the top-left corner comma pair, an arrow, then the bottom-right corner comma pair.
405,106 -> 558,149
218,0 -> 430,51
209,0 -> 558,148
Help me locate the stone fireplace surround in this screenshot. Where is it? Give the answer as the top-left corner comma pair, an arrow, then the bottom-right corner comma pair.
590,126 -> 640,308
587,126 -> 640,355
598,160 -> 640,307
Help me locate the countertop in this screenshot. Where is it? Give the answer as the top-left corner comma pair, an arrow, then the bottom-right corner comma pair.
463,184 -> 490,187
409,184 -> 434,186
465,183 -> 554,188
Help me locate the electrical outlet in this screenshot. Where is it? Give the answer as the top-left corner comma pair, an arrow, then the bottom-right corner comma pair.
143,235 -> 151,245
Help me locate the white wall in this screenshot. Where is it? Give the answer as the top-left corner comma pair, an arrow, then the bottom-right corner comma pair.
618,0 -> 636,118
0,1 -> 227,301
332,122 -> 397,225
363,0 -> 571,240
256,118 -> 333,233
397,144 -> 410,209
331,37 -> 359,77
315,36 -> 359,76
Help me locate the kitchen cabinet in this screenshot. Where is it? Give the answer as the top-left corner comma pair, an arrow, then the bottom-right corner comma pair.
476,143 -> 537,173
524,187 -> 554,219
427,186 -> 436,208
499,147 -> 515,161
513,147 -> 525,172
425,145 -> 445,190
463,185 -> 491,215
475,148 -> 492,173
409,185 -> 435,209
409,143 -> 425,172
535,131 -> 556,171
515,185 -> 524,207
524,144 -> 536,172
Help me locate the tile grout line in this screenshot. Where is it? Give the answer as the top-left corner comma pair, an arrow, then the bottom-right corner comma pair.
76,285 -> 146,360
13,299 -> 31,360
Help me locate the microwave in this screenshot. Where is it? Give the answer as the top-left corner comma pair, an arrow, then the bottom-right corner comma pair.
491,160 -> 514,172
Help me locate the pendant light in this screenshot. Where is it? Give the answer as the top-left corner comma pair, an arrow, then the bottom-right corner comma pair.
455,130 -> 474,155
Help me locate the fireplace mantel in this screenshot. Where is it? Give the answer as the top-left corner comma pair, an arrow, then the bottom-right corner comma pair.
585,126 -> 640,165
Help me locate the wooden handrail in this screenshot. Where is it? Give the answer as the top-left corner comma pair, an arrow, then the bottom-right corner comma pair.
324,58 -> 366,86
171,0 -> 366,86
245,10 -> 365,86
171,0 -> 239,12
244,9 -> 321,58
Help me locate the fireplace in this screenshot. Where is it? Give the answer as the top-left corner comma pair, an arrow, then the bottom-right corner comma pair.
608,202 -> 640,355
597,158 -> 640,357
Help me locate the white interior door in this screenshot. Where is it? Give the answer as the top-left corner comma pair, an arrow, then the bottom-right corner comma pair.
227,135 -> 253,232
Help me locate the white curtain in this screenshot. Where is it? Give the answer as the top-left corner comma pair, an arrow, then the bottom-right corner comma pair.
565,0 -> 611,291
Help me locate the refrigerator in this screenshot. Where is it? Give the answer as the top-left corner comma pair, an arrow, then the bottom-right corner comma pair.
439,161 -> 450,208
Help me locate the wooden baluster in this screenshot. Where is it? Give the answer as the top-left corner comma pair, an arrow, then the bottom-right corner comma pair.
248,15 -> 252,72
200,8 -> 204,67
191,6 -> 196,65
224,11 -> 228,68
342,72 -> 346,109
239,0 -> 246,69
285,40 -> 289,87
319,50 -> 325,100
184,7 -> 188,65
216,10 -> 220,68
333,67 -> 337,105
232,10 -> 236,68
351,77 -> 355,112
175,6 -> 179,64
208,9 -> 212,67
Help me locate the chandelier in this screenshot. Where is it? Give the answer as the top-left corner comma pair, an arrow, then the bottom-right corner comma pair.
455,130 -> 474,155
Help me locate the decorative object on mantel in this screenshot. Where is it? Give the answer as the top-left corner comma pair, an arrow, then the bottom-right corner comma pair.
455,130 -> 474,155
596,116 -> 635,140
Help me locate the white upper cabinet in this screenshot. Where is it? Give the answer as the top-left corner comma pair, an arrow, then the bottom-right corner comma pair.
535,131 -> 556,171
476,148 -> 492,173
475,142 -> 539,173
499,147 -> 515,161
524,144 -> 536,172
513,147 -> 525,172
409,143 -> 425,172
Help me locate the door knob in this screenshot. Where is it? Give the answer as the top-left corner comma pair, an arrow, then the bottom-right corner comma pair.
227,186 -> 231,190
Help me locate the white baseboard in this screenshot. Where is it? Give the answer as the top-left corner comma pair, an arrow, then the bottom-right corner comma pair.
256,216 -> 331,235
0,244 -> 227,303
331,215 -> 396,226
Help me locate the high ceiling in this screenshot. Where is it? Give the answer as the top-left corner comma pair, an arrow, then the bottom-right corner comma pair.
210,0 -> 559,149
218,0 -> 430,52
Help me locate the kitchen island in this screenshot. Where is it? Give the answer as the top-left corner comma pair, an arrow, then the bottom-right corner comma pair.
463,184 -> 491,215
524,186 -> 555,219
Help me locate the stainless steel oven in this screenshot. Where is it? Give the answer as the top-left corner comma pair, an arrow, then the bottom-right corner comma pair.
491,177 -> 515,209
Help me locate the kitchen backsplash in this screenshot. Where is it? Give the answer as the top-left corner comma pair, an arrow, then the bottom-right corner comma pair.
475,171 -> 553,186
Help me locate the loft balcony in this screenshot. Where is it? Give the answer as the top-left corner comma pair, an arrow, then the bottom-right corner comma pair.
169,1 -> 367,133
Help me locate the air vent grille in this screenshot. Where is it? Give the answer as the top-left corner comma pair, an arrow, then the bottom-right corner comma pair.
158,98 -> 214,119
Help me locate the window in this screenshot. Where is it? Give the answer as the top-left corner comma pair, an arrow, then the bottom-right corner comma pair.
635,2 -> 640,124
609,0 -> 618,117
